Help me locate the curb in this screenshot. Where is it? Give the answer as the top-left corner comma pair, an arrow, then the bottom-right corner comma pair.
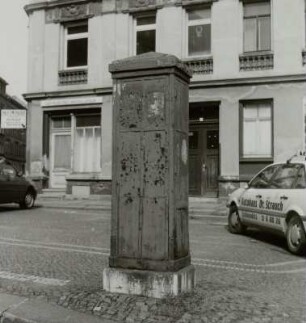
0,293 -> 113,323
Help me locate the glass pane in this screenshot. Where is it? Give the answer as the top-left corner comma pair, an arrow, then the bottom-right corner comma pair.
137,30 -> 156,55
270,165 -> 301,189
54,135 -> 71,169
67,38 -> 88,67
63,118 -> 72,128
68,24 -> 88,35
244,106 -> 258,119
1,164 -> 16,177
244,2 -> 270,17
53,119 -> 63,128
258,120 -> 272,156
137,16 -> 156,26
250,165 -> 279,188
188,9 -> 210,21
74,127 -> 101,172
295,166 -> 306,188
243,120 -> 257,156
188,24 -> 211,56
53,117 -> 71,128
258,105 -> 271,119
76,115 -> 100,127
244,18 -> 257,52
258,16 -> 271,50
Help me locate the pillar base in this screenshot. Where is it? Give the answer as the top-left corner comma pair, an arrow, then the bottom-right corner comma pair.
103,265 -> 195,299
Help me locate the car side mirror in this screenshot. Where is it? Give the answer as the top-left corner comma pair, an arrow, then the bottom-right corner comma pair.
242,182 -> 249,189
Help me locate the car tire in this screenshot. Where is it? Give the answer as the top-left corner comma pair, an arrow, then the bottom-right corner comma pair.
20,190 -> 35,209
286,215 -> 306,255
228,205 -> 246,234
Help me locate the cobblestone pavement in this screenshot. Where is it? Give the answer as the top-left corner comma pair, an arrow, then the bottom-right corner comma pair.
0,204 -> 305,322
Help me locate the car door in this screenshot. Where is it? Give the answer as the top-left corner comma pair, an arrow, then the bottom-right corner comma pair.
238,164 -> 281,227
1,164 -> 26,203
267,163 -> 304,230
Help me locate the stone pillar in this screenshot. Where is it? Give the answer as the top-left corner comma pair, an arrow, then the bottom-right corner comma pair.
103,52 -> 195,298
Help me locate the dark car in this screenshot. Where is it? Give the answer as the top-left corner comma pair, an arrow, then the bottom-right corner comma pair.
0,161 -> 37,209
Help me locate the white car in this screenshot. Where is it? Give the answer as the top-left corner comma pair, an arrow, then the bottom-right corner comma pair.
227,155 -> 306,255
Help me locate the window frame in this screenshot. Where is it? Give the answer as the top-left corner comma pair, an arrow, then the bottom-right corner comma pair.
242,1 -> 271,53
239,99 -> 274,162
185,6 -> 212,58
63,20 -> 89,70
134,13 -> 156,55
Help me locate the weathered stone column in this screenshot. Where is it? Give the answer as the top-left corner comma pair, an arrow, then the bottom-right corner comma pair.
103,52 -> 195,298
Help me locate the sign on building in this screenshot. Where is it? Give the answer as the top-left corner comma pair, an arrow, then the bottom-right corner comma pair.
1,109 -> 27,129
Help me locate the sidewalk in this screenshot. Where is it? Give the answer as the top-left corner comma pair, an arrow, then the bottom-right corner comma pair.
36,194 -> 228,218
0,293 -> 115,323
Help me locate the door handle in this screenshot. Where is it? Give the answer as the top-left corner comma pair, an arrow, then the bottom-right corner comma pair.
280,195 -> 288,200
256,194 -> 262,199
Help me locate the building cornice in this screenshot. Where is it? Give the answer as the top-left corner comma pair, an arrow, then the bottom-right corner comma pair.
24,0 -> 219,16
190,73 -> 306,89
24,0 -> 96,15
23,87 -> 113,101
23,74 -> 306,101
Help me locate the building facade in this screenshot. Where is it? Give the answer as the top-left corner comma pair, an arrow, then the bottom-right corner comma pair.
0,77 -> 26,171
24,0 -> 306,196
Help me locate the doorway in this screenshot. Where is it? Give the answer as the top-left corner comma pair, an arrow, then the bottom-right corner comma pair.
189,103 -> 219,197
49,116 -> 72,189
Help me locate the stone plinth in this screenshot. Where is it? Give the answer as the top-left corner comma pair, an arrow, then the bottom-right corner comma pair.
103,265 -> 195,299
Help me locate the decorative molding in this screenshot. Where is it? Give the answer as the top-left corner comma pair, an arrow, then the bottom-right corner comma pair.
45,2 -> 101,23
303,50 -> 306,66
129,0 -> 157,8
23,87 -> 113,102
58,69 -> 88,85
239,52 -> 274,71
181,0 -> 218,8
190,73 -> 306,89
184,57 -> 213,75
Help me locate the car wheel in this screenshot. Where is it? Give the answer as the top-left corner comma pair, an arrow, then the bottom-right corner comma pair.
20,191 -> 35,209
286,216 -> 306,255
228,205 -> 246,234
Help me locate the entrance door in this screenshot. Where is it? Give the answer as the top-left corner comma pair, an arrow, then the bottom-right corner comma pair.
50,133 -> 71,188
189,123 -> 219,197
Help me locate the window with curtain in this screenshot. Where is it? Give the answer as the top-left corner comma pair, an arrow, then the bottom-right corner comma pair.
243,1 -> 271,52
242,102 -> 272,158
187,8 -> 211,56
73,115 -> 101,172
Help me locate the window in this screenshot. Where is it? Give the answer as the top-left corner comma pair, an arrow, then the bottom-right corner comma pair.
242,101 -> 272,159
243,2 -> 271,52
249,164 -> 279,188
135,15 -> 156,55
0,164 -> 16,178
187,8 -> 211,56
73,115 -> 101,172
270,164 -> 302,189
64,21 -> 88,68
295,166 -> 306,188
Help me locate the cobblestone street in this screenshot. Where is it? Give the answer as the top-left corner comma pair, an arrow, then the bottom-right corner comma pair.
0,202 -> 305,322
